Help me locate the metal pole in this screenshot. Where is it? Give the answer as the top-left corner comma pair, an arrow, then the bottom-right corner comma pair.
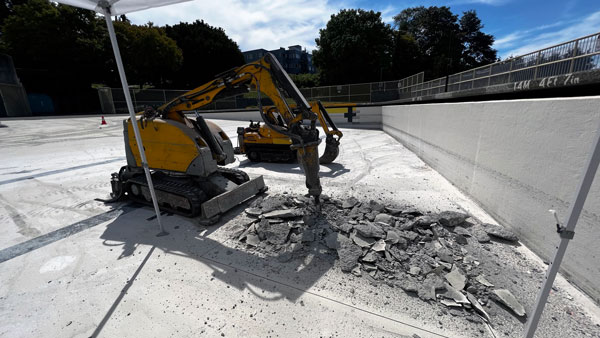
523,117 -> 600,337
103,8 -> 168,237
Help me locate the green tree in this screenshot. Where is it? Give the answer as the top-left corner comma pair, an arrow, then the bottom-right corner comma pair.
1,0 -> 109,91
313,9 -> 394,85
391,32 -> 421,79
393,6 -> 497,79
114,21 -> 183,86
290,73 -> 320,88
165,20 -> 244,88
459,10 -> 497,68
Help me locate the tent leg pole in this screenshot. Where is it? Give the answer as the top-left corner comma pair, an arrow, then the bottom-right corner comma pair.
103,9 -> 168,237
523,117 -> 600,338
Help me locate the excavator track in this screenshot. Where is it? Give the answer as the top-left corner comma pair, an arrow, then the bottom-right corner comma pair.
217,167 -> 250,184
126,173 -> 207,217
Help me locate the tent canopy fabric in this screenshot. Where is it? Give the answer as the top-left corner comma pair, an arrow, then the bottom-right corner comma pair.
55,0 -> 191,15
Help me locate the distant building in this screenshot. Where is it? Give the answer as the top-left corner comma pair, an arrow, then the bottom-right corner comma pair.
243,45 -> 316,74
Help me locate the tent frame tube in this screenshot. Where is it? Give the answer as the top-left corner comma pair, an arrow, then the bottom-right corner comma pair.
523,117 -> 600,337
103,6 -> 168,237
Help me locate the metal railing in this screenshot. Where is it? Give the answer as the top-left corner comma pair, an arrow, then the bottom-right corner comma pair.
98,32 -> 600,113
410,32 -> 600,98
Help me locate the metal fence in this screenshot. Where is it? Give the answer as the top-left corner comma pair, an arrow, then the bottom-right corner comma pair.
410,32 -> 600,97
98,32 -> 600,113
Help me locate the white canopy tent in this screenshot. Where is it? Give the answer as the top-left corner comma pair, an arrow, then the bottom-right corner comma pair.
51,1 -> 600,336
55,0 -> 192,236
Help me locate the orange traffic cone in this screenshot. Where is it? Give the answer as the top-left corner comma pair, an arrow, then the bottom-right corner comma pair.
101,116 -> 107,125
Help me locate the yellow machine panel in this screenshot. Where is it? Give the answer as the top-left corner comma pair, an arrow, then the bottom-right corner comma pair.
127,118 -> 199,173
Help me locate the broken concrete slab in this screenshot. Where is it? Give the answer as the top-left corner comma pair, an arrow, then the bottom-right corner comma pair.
325,232 -> 341,249
336,236 -> 363,272
476,275 -> 494,287
342,197 -> 359,209
493,289 -> 526,317
453,226 -> 471,237
445,268 -> 467,290
246,233 -> 261,247
258,221 -> 291,245
438,211 -> 468,227
351,232 -> 375,248
484,224 -> 519,242
372,239 -> 386,252
386,230 -> 400,244
374,213 -> 394,225
353,222 -> 385,238
441,284 -> 469,304
471,227 -> 491,243
361,251 -> 378,263
467,292 -> 491,322
263,209 -> 301,219
245,208 -> 262,217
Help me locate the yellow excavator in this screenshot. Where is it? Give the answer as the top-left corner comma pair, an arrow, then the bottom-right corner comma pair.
107,53 -> 338,222
234,101 -> 343,164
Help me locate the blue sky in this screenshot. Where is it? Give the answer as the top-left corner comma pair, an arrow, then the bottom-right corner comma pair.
127,0 -> 600,59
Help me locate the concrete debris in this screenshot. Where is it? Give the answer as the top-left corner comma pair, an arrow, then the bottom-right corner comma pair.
438,211 -> 468,227
441,299 -> 462,307
245,234 -> 260,247
408,266 -> 421,276
234,193 -> 527,326
342,197 -> 359,209
484,224 -> 519,242
336,236 -> 363,272
454,234 -> 468,245
353,222 -> 386,239
361,251 -> 378,263
372,239 -> 386,252
453,226 -> 471,237
476,274 -> 494,287
445,268 -> 467,290
471,227 -> 491,243
386,230 -> 401,244
263,209 -> 301,219
374,213 -> 394,225
467,292 -> 491,322
244,208 -> 262,217
493,289 -> 526,317
351,232 -> 375,248
325,232 -> 341,249
441,284 -> 470,304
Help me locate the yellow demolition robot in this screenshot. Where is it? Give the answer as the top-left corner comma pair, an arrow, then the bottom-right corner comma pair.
107,53 -> 340,222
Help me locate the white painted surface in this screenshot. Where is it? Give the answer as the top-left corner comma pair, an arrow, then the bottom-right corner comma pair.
1,116 -> 598,338
382,97 -> 600,303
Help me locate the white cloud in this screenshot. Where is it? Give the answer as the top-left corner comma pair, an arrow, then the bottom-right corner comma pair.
495,11 -> 600,57
126,0 -> 351,52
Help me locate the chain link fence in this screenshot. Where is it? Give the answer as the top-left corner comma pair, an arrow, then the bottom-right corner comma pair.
98,32 -> 600,114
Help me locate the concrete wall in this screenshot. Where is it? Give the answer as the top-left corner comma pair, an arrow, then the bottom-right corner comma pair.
199,106 -> 382,130
382,97 -> 600,303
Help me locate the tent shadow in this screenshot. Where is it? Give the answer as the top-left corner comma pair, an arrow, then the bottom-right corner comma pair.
98,202 -> 336,301
92,202 -> 337,336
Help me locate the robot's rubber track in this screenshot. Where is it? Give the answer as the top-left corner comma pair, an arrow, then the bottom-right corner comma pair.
217,167 -> 250,184
126,174 -> 206,217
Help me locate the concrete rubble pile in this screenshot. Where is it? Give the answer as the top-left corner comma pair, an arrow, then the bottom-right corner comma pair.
232,193 -> 526,324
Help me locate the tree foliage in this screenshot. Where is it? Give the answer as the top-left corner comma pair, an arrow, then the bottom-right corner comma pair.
114,21 -> 182,86
1,0 -> 109,91
289,73 -> 320,88
165,20 -> 244,88
313,9 -> 394,85
393,6 -> 497,79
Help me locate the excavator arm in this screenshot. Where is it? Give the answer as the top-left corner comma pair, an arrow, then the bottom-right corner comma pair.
157,53 -> 330,204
